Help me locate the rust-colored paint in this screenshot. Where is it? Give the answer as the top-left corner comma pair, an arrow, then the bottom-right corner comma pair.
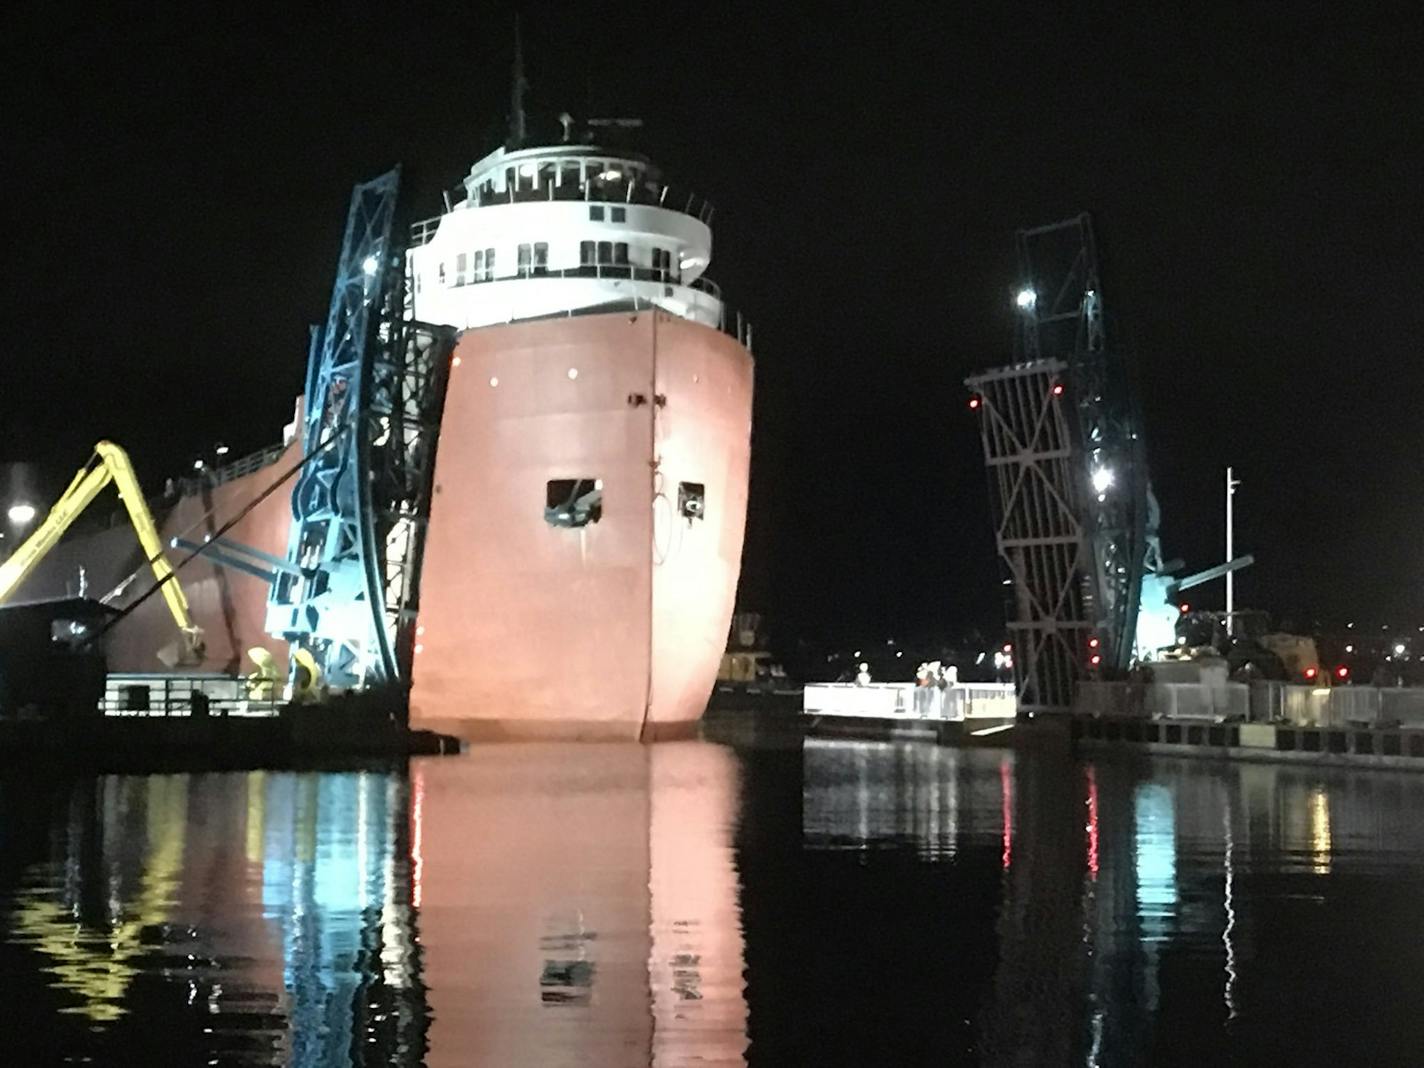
410,311 -> 753,742
24,439 -> 301,677
26,311 -> 752,740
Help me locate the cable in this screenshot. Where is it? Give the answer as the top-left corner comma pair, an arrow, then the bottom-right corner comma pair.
81,425 -> 347,651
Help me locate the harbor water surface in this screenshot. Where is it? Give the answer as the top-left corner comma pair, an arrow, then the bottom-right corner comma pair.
3,737 -> 1424,1065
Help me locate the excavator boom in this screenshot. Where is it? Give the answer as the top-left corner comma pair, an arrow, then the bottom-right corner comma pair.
0,441 -> 203,661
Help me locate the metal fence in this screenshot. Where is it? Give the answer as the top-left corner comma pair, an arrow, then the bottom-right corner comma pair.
180,443 -> 286,497
1077,678 -> 1424,729
803,682 -> 1017,721
101,673 -> 280,718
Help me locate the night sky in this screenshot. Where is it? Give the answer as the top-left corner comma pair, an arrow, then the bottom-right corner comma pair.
4,6 -> 1421,647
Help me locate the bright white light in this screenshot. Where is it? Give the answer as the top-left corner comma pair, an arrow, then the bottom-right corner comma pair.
7,503 -> 37,525
214,443 -> 230,457
192,459 -> 205,471
488,376 -> 499,387
1395,643 -> 1407,656
1345,644 -> 1354,653
567,367 -> 579,380
598,169 -> 622,181
1015,288 -> 1037,310
361,255 -> 379,276
1091,468 -> 1116,493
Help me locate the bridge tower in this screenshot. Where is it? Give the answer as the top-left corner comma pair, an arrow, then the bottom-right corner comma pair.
966,214 -> 1156,713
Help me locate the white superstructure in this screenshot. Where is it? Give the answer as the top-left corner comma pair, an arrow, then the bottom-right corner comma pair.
407,142 -> 727,331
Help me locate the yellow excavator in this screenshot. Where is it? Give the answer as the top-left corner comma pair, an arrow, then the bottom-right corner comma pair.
0,441 -> 204,664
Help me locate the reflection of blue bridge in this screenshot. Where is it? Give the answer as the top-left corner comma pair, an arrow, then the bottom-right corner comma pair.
258,772 -> 421,1066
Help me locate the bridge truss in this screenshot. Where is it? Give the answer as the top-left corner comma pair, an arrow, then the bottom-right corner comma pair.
967,214 -> 1155,712
267,168 -> 456,690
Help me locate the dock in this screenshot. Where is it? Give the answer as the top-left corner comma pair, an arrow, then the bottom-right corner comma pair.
799,681 -> 1018,742
1,671 -> 459,772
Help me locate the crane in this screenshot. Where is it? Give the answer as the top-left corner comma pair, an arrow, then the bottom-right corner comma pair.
0,441 -> 204,663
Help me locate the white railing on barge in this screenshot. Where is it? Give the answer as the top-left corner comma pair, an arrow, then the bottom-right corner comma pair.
803,682 -> 1017,721
102,673 -> 280,718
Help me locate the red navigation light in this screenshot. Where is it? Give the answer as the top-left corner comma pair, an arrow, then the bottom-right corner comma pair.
1089,653 -> 1102,666
1088,636 -> 1100,649
1304,666 -> 1318,680
1052,383 -> 1064,396
968,396 -> 981,410
1002,643 -> 1012,653
1179,603 -> 1190,614
1336,665 -> 1350,680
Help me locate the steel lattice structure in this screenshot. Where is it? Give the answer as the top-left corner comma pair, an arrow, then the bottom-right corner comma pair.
967,213 -> 1152,712
267,168 -> 455,689
966,359 -> 1089,712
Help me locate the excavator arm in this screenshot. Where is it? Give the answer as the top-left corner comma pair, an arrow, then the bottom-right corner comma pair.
0,441 -> 204,662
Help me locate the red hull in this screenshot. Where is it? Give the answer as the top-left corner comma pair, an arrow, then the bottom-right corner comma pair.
26,311 -> 752,742
410,311 -> 753,742
24,443 -> 300,676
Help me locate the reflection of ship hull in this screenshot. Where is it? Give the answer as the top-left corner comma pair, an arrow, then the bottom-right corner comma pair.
26,312 -> 752,741
413,742 -> 748,1066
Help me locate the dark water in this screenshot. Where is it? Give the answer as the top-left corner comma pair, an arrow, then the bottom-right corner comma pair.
4,739 -> 1424,1066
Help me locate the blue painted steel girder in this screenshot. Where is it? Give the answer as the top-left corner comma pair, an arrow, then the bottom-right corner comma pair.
268,170 -> 403,689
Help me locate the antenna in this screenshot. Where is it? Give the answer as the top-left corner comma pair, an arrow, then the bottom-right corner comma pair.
509,16 -> 528,148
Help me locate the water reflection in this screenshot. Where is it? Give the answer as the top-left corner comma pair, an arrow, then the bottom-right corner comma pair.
801,738 -> 1012,857
0,742 -> 746,1066
9,740 -> 1424,1063
795,740 -> 1424,1065
413,742 -> 747,1067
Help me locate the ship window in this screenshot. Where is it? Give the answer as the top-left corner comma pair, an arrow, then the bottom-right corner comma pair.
580,240 -> 595,266
597,241 -> 613,264
589,205 -> 605,221
545,478 -> 603,529
438,262 -> 446,285
533,242 -> 548,273
484,247 -> 495,279
517,243 -> 532,276
611,206 -> 626,223
678,482 -> 706,521
613,242 -> 629,265
457,252 -> 469,286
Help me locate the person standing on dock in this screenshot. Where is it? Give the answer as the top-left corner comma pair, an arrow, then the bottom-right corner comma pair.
855,662 -> 871,686
915,663 -> 933,715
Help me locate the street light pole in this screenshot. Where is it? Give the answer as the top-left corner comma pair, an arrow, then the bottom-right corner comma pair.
1225,467 -> 1240,637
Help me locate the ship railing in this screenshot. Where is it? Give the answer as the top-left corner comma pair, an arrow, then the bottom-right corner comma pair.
179,442 -> 287,497
101,673 -> 282,718
429,265 -> 752,352
409,180 -> 715,248
439,261 -> 723,298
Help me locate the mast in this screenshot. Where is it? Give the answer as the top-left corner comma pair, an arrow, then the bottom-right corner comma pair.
509,17 -> 528,149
